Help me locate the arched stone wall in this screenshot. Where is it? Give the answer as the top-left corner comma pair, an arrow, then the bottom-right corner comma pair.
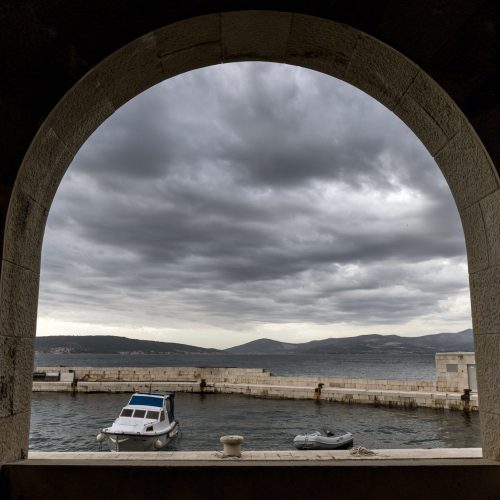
1,10 -> 500,462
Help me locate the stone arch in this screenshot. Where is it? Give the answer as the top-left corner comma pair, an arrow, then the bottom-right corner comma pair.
1,11 -> 499,463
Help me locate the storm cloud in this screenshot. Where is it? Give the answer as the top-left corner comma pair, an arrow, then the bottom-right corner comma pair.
38,62 -> 471,347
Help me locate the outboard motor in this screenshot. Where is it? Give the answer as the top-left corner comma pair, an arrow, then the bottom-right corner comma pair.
167,393 -> 175,421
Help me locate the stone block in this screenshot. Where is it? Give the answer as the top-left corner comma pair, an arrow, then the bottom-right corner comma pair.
470,265 -> 500,334
345,34 -> 418,111
435,125 -> 499,211
32,382 -> 73,392
12,337 -> 35,414
0,261 -> 39,338
3,188 -> 48,272
15,126 -> 74,211
394,92 -> 448,156
404,71 -> 467,141
221,11 -> 292,62
0,336 -> 17,418
0,411 -> 30,464
286,15 -> 358,78
97,33 -> 164,110
156,14 -> 220,57
45,72 -> 115,155
480,411 -> 500,460
480,189 -> 500,267
474,333 -> 500,415
160,40 -> 221,80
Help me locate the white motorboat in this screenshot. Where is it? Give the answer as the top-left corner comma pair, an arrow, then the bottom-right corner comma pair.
97,392 -> 179,451
293,430 -> 353,450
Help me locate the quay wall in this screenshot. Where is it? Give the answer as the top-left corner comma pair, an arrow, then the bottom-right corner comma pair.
36,365 -> 437,391
33,366 -> 478,412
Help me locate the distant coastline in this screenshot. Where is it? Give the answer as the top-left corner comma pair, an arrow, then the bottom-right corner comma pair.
36,329 -> 474,356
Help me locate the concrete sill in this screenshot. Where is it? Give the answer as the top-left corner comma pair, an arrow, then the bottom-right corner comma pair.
26,447 -> 483,461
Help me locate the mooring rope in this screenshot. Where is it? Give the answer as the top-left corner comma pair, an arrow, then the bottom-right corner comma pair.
349,446 -> 377,457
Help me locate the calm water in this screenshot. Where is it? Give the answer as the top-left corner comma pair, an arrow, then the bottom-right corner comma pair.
30,392 -> 480,452
31,353 -> 479,452
35,352 -> 437,380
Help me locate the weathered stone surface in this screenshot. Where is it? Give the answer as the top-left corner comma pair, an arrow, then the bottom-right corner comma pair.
21,448 -> 485,460
470,265 -> 500,334
221,11 -> 292,62
394,91 -> 448,156
0,261 -> 39,339
474,333 -> 500,415
0,411 -> 30,463
0,336 -> 34,417
45,72 -> 115,155
0,336 -> 16,418
460,202 -> 489,273
435,126 -> 499,210
12,337 -> 35,415
345,34 -> 418,111
155,14 -> 220,57
3,188 -> 47,271
405,72 -> 467,141
480,189 -> 500,267
286,15 -> 358,79
14,127 -> 74,211
480,411 -> 500,460
97,33 -> 164,110
156,13 -> 222,78
160,42 -> 221,80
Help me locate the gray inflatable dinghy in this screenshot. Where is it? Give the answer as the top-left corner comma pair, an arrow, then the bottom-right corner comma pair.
293,430 -> 353,450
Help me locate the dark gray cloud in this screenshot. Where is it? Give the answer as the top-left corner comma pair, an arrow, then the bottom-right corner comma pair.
38,62 -> 471,346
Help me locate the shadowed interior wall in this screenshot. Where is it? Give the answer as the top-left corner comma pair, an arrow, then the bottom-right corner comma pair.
1,3 -> 499,464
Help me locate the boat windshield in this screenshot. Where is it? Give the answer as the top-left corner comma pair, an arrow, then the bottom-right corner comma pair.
119,408 -> 161,419
128,395 -> 164,408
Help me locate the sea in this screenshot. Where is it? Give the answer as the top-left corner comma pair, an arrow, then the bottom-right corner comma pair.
30,352 -> 480,452
35,352 -> 438,379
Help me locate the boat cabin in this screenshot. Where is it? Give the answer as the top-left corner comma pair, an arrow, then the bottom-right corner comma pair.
119,393 -> 175,425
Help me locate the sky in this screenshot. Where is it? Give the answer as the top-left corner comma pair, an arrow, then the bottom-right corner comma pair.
36,62 -> 472,349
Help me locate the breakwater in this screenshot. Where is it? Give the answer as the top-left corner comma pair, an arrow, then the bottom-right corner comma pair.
33,357 -> 478,412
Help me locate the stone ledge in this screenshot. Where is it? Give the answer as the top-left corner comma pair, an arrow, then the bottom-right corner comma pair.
27,448 -> 482,462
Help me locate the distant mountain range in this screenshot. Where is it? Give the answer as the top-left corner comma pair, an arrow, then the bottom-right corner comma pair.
36,329 -> 474,355
225,329 -> 474,355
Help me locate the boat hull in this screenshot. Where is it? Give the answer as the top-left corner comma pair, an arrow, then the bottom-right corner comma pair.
293,431 -> 353,450
104,421 -> 179,452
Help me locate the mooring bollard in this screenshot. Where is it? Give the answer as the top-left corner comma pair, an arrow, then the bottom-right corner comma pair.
220,435 -> 244,457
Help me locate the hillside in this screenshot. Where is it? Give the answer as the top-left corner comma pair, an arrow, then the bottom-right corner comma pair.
226,329 -> 474,355
36,329 -> 474,355
35,335 -> 221,354
225,338 -> 301,354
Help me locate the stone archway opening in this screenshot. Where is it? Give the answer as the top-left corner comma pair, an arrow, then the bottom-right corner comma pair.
2,12 -> 500,463
32,59 -> 478,453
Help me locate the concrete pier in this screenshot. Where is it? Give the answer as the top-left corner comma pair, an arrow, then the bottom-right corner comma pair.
33,355 -> 479,412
